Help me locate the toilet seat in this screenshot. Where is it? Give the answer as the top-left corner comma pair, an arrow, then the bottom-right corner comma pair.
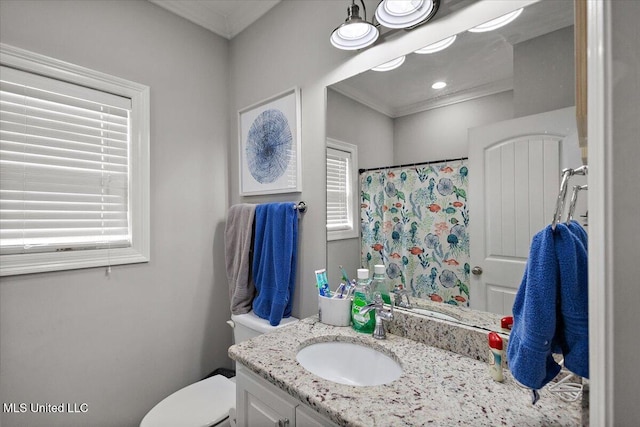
140,375 -> 235,427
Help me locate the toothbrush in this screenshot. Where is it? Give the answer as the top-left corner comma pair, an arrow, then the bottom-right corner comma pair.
339,265 -> 351,284
333,282 -> 346,299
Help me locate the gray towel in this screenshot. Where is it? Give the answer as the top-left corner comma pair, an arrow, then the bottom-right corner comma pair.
225,204 -> 256,315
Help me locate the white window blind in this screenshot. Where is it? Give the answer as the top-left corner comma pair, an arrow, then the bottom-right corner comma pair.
0,65 -> 132,255
326,139 -> 358,241
327,146 -> 350,231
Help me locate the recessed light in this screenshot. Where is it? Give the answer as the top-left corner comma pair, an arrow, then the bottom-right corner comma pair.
432,81 -> 447,89
415,35 -> 457,54
468,8 -> 523,33
372,56 -> 406,72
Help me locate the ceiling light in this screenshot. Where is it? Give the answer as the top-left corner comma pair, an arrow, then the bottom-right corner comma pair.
431,81 -> 447,89
468,8 -> 523,33
414,34 -> 457,54
330,1 -> 379,50
375,0 -> 440,29
372,56 -> 406,72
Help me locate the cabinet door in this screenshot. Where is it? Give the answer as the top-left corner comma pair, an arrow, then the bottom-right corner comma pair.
236,364 -> 296,427
296,404 -> 340,427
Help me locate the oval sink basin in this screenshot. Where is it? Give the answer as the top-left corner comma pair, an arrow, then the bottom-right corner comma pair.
296,341 -> 402,386
412,308 -> 458,322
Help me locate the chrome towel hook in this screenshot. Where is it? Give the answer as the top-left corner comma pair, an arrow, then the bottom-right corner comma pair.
566,185 -> 588,224
551,166 -> 588,230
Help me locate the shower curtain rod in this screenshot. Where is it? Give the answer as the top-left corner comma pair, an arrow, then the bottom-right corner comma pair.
358,156 -> 468,174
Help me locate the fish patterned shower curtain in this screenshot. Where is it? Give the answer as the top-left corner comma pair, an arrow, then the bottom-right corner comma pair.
360,160 -> 470,306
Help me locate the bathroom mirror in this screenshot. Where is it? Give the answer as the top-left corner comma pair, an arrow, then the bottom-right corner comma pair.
326,0 -> 578,332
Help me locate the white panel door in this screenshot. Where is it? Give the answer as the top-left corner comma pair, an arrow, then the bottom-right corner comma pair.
468,107 -> 576,314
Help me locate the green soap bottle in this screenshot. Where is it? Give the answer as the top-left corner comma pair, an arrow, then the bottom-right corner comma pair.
372,264 -> 391,305
351,268 -> 375,334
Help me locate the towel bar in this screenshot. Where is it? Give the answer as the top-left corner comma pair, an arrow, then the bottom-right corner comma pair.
294,201 -> 307,213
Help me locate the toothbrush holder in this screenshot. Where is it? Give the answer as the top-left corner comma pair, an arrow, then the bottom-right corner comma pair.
318,294 -> 352,327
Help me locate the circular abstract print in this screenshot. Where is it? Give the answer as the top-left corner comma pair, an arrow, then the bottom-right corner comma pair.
246,109 -> 292,184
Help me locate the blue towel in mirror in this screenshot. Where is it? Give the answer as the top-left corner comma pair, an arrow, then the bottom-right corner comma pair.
507,223 -> 589,390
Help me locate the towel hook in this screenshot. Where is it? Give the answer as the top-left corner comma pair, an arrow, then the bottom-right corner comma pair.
566,185 -> 588,224
551,166 -> 588,230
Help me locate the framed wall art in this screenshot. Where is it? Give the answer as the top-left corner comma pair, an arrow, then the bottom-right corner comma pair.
238,87 -> 302,195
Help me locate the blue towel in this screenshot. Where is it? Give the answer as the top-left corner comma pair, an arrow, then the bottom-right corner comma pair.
507,226 -> 562,389
567,219 -> 588,251
557,222 -> 589,378
507,223 -> 589,390
251,202 -> 298,326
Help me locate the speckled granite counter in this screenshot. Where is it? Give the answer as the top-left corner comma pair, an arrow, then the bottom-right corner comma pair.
229,316 -> 581,426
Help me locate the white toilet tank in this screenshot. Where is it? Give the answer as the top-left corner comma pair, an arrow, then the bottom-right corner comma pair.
229,311 -> 299,344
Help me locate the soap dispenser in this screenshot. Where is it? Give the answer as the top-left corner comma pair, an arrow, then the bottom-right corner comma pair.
351,268 -> 375,334
372,264 -> 391,304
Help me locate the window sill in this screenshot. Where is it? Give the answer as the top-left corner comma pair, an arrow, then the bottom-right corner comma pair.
0,246 -> 149,276
327,227 -> 359,241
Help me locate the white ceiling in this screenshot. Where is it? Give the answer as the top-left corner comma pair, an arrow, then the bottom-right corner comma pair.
148,0 -> 281,39
331,0 -> 575,118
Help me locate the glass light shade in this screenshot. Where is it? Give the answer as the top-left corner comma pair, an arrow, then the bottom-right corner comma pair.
468,8 -> 523,33
337,22 -> 372,39
384,0 -> 424,16
414,34 -> 456,54
375,0 -> 435,29
372,56 -> 406,72
331,21 -> 379,50
431,81 -> 447,89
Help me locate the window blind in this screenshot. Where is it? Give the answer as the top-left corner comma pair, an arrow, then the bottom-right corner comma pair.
326,146 -> 351,231
0,65 -> 132,255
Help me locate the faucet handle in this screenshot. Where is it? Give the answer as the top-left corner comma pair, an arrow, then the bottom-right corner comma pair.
392,286 -> 413,309
373,291 -> 393,320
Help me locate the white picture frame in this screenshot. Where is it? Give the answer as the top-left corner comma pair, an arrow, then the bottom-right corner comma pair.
238,87 -> 302,195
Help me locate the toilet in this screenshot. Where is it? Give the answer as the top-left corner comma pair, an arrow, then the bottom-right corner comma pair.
140,311 -> 299,427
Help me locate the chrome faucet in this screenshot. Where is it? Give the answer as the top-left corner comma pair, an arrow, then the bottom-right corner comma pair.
359,292 -> 394,339
392,287 -> 413,309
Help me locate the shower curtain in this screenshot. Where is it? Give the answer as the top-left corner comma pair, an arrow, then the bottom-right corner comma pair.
360,160 -> 470,306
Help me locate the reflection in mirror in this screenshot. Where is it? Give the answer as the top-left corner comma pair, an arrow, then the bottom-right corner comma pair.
326,0 -> 583,333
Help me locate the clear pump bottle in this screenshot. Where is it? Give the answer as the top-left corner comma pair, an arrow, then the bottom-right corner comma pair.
351,268 -> 375,333
372,264 -> 391,305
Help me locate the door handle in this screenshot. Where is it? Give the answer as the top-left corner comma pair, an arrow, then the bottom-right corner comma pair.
472,266 -> 483,276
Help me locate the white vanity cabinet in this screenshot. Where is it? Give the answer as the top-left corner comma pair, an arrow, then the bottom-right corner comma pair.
236,364 -> 339,427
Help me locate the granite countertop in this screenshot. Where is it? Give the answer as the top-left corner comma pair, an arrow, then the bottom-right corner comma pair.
228,316 -> 582,427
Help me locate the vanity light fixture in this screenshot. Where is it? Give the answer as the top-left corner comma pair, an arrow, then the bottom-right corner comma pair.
375,0 -> 440,29
372,56 -> 406,72
431,81 -> 447,89
331,0 -> 440,51
330,0 -> 379,50
414,34 -> 457,54
468,8 -> 523,33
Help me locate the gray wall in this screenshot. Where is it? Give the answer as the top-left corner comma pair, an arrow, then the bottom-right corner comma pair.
394,91 -> 515,164
326,88 -> 394,284
513,26 -> 575,118
327,88 -> 394,170
227,1 -> 380,319
0,1 -> 230,426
